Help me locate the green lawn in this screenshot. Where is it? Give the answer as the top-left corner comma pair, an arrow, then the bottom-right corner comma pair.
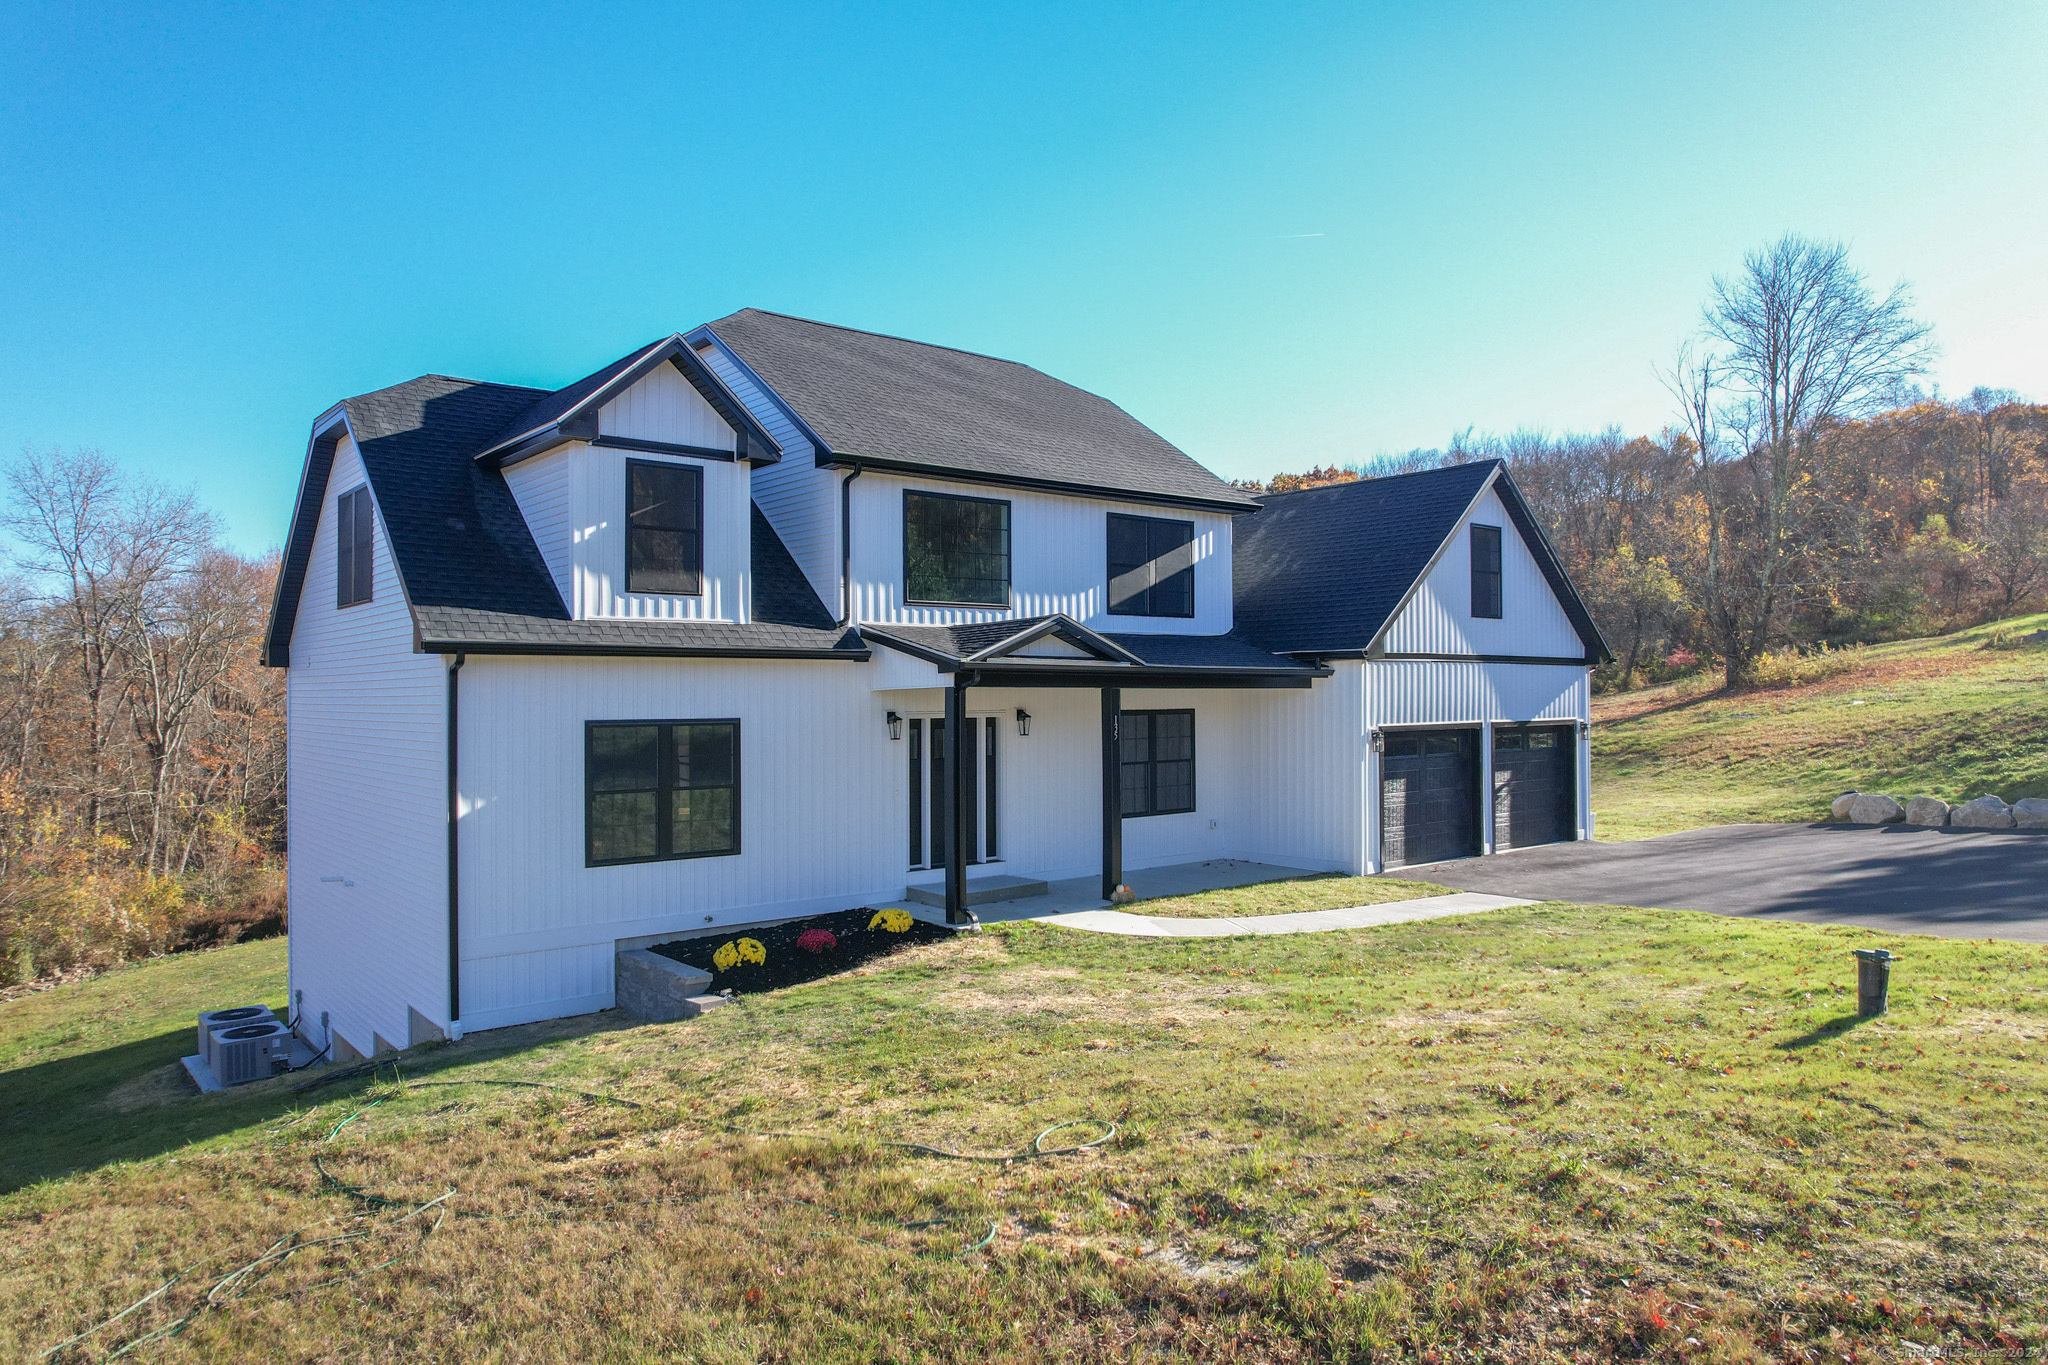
1128,874 -> 1449,919
4,904 -> 2043,1362
1593,613 -> 2048,842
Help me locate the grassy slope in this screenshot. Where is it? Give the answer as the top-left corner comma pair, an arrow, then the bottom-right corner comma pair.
1593,612 -> 2048,842
4,903 -> 2044,1362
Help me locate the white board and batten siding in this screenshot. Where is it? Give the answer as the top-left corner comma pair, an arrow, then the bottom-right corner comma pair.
454,655 -> 901,1031
1381,487 -> 1584,660
847,472 -> 1235,635
501,358 -> 753,623
691,335 -> 843,613
286,432 -> 449,1059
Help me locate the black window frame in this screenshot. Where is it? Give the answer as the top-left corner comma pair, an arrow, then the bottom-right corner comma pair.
625,458 -> 706,597
1118,708 -> 1196,818
335,484 -> 374,608
584,718 -> 741,867
1470,523 -> 1503,619
1106,512 -> 1196,618
903,489 -> 1011,607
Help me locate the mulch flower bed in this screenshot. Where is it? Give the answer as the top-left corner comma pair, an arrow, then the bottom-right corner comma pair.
649,907 -> 953,994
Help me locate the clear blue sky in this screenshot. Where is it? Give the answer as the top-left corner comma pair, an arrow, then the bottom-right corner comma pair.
2,1 -> 2043,553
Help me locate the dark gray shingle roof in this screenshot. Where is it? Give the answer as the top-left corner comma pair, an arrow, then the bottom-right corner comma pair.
414,608 -> 866,658
266,375 -> 844,664
1231,460 -> 1606,659
704,309 -> 1259,513
861,615 -> 1320,678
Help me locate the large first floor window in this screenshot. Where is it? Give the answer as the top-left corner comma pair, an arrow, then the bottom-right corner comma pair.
627,459 -> 704,595
1119,709 -> 1195,817
586,719 -> 739,865
904,490 -> 1010,606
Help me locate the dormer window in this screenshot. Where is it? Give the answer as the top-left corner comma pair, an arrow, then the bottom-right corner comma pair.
335,485 -> 374,608
1107,513 -> 1195,618
904,491 -> 1010,607
627,460 -> 704,596
1470,524 -> 1502,619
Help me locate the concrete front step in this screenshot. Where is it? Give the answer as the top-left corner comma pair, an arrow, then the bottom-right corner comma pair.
615,948 -> 731,1022
902,874 -> 1050,909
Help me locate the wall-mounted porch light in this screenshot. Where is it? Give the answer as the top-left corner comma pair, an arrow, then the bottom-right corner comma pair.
1015,708 -> 1032,736
1369,729 -> 1385,754
1577,720 -> 1590,740
886,711 -> 902,741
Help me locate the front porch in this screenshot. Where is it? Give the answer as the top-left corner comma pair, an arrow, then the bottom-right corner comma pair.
890,857 -> 1323,925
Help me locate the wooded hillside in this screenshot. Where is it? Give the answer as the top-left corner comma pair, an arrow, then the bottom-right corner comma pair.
1242,238 -> 2047,690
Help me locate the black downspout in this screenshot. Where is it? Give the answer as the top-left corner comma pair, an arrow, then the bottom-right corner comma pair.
837,464 -> 862,626
1101,687 -> 1123,901
446,653 -> 465,1034
944,674 -> 971,924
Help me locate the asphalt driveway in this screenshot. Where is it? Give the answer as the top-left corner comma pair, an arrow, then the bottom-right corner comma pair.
1397,822 -> 2048,943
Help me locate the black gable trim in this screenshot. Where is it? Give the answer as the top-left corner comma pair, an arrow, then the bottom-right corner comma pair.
262,415 -> 348,667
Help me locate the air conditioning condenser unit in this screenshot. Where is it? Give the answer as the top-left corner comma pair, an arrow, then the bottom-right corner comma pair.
210,1020 -> 293,1086
198,1005 -> 275,1075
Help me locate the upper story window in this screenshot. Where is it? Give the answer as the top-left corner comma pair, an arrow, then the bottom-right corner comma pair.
1470,523 -> 1502,619
904,491 -> 1010,606
627,460 -> 704,596
335,485 -> 374,608
1107,513 -> 1195,618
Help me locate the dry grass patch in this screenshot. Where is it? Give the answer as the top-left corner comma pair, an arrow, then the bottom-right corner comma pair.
5,904 -> 2047,1361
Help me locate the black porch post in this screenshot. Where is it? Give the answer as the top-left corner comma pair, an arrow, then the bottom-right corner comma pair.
944,676 -> 972,924
1101,686 -> 1122,901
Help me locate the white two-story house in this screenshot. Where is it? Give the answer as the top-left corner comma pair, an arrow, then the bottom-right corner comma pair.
265,310 -> 1607,1056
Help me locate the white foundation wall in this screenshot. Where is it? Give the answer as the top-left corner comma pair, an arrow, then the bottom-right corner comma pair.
286,433 -> 449,1060
454,655 -> 900,1030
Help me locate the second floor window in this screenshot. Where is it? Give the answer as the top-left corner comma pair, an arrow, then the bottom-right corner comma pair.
335,484 -> 374,608
1107,513 -> 1195,617
627,460 -> 704,595
904,490 -> 1010,606
1470,523 -> 1503,619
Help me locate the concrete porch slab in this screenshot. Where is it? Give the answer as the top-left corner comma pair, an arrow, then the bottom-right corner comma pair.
902,873 -> 1049,909
1030,891 -> 1533,938
885,858 -> 1326,925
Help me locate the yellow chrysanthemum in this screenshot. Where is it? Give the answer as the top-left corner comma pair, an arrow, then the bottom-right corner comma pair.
712,941 -> 739,972
869,908 -> 914,933
736,937 -> 767,965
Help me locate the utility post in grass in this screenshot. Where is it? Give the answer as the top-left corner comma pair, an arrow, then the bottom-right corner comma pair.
1665,235 -> 1936,689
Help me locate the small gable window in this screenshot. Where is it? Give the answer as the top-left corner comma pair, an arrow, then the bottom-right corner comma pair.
335,485 -> 374,608
627,460 -> 704,596
904,491 -> 1010,607
1106,513 -> 1195,618
1470,523 -> 1502,619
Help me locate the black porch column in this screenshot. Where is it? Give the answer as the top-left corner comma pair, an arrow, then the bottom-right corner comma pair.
944,676 -> 972,924
1101,686 -> 1122,901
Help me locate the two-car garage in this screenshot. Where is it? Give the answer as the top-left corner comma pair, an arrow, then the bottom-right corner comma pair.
1378,724 -> 1577,868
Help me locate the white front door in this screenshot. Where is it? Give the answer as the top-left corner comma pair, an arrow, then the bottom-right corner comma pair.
906,714 -> 1000,870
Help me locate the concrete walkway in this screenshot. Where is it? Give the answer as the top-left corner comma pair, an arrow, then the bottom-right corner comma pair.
1026,891 -> 1533,938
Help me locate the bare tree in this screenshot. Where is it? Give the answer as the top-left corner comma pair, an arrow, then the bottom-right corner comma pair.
1677,236 -> 1935,686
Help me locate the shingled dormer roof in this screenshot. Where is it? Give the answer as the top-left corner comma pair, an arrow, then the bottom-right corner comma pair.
698,309 -> 1259,514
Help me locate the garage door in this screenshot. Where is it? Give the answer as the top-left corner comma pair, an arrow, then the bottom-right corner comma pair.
1380,729 -> 1479,868
1492,725 -> 1575,851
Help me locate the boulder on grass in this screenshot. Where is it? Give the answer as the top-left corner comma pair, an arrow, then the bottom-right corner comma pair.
1846,793 -> 1906,825
1905,796 -> 1951,827
2015,798 -> 2048,830
1830,792 -> 1858,821
1949,795 -> 2017,829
